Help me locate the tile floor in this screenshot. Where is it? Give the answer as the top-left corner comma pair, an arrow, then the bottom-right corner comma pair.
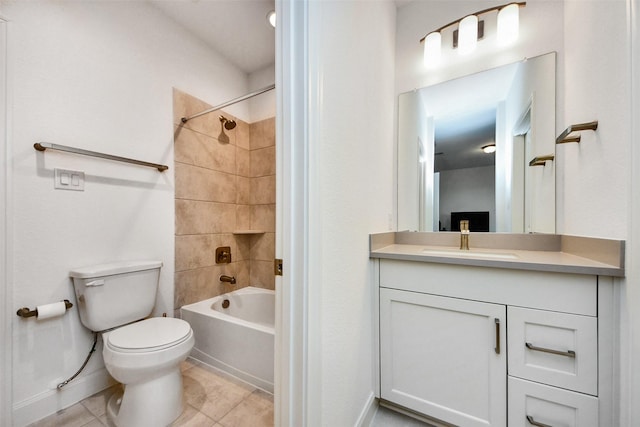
27,357 -> 435,427
27,358 -> 273,427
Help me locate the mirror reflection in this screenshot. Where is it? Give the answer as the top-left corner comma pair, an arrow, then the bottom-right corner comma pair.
398,52 -> 556,234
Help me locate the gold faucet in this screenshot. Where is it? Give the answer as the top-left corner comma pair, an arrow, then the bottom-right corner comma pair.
460,220 -> 470,250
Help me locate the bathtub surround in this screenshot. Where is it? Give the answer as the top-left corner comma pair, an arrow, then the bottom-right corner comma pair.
174,89 -> 276,310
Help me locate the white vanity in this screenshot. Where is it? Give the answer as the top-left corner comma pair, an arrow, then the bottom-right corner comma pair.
371,232 -> 624,427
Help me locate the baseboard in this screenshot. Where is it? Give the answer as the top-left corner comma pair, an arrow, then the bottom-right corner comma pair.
355,391 -> 378,427
12,368 -> 115,427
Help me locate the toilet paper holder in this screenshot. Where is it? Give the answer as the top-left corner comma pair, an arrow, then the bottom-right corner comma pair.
16,300 -> 73,318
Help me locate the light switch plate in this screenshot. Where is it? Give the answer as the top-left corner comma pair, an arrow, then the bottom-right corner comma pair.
54,168 -> 84,191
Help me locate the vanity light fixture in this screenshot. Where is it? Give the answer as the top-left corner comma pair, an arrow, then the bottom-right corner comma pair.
421,2 -> 526,68
482,144 -> 497,154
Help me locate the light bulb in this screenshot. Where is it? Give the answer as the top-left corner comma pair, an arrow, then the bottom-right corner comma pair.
482,144 -> 496,154
497,4 -> 519,46
458,15 -> 478,55
423,32 -> 442,69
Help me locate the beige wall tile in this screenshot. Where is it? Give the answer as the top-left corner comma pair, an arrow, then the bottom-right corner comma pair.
174,265 -> 231,309
175,200 -> 236,235
251,233 -> 275,261
236,176 -> 250,205
173,88 -> 210,126
174,126 -> 236,174
250,175 -> 276,205
175,163 -> 237,203
236,147 -> 250,178
236,205 -> 251,230
234,260 -> 250,288
250,118 -> 275,150
250,204 -> 275,232
250,146 -> 276,177
235,119 -> 250,150
233,235 -> 251,262
250,260 -> 275,290
175,88 -> 276,307
175,235 -> 216,271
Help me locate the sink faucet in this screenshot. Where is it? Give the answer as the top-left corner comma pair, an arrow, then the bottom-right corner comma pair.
219,275 -> 236,284
459,220 -> 470,250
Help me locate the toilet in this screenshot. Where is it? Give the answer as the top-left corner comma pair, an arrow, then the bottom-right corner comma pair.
70,260 -> 194,427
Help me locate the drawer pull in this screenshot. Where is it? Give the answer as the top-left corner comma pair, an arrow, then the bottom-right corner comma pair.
495,318 -> 500,354
526,415 -> 553,427
525,342 -> 576,358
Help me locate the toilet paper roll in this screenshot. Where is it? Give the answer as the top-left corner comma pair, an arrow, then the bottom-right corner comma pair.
36,301 -> 67,320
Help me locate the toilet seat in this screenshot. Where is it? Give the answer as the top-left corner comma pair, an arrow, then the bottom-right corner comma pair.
106,317 -> 192,353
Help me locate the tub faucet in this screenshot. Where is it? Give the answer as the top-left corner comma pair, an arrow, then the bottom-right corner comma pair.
219,275 -> 236,284
459,220 -> 470,250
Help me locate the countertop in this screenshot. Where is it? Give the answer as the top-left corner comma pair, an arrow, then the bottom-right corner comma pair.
370,232 -> 625,277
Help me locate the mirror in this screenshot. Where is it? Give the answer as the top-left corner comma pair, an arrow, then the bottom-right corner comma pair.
397,52 -> 556,234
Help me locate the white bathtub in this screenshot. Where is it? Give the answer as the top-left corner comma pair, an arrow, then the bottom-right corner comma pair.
180,286 -> 275,393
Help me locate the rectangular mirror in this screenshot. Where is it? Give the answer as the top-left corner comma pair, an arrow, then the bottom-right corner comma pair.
397,52 -> 556,233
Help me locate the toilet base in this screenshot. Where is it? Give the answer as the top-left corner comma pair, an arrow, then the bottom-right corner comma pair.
106,368 -> 184,427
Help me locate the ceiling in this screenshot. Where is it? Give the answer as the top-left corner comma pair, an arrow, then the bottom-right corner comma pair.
418,61 -> 521,171
148,0 -> 276,75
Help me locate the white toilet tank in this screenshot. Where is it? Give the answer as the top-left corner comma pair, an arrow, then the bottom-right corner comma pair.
70,260 -> 163,332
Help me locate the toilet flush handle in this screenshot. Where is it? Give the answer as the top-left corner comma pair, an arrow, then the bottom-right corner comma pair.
85,279 -> 105,287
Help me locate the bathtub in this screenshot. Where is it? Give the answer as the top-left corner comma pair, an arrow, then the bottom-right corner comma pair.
180,286 -> 275,393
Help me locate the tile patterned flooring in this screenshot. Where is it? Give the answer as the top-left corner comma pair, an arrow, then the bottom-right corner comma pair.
28,358 -> 273,427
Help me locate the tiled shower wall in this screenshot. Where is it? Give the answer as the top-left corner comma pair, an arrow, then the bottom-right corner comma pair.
173,89 -> 275,309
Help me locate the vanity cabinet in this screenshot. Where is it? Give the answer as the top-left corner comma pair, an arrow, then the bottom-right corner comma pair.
380,289 -> 506,426
376,259 -> 616,427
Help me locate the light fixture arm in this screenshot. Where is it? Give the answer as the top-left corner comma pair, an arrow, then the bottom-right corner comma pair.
419,2 -> 526,43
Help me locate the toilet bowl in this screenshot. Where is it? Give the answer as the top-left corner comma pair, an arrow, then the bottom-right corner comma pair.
103,317 -> 194,427
69,261 -> 194,427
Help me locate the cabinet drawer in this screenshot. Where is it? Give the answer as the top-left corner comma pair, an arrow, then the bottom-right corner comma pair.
379,260 -> 597,315
508,377 -> 598,427
508,307 -> 598,395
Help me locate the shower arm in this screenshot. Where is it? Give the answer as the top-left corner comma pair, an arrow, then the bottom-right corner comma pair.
181,83 -> 275,123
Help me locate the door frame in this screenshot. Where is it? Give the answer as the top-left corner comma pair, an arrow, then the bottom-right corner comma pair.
0,15 -> 13,427
274,0 -> 309,425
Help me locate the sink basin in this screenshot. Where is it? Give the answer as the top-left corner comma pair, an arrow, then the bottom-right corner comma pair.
421,248 -> 519,260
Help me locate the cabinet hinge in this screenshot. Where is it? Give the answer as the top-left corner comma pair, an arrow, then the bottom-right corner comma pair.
274,259 -> 283,276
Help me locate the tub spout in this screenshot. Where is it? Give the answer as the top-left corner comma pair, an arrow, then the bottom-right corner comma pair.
219,275 -> 236,284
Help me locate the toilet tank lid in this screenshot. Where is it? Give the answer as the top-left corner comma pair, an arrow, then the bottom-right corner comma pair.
69,260 -> 163,279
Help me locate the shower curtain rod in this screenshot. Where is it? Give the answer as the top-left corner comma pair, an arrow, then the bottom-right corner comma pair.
181,83 -> 275,123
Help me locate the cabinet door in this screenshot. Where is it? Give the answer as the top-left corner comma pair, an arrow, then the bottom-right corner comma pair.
380,288 -> 506,427
508,377 -> 598,427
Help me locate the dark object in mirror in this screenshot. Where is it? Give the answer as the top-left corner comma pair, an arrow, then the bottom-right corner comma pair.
451,212 -> 490,232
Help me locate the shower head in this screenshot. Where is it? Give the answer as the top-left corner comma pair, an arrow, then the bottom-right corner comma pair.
219,115 -> 237,131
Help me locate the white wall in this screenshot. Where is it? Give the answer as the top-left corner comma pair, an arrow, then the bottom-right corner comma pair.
249,63 -> 276,122
306,0 -> 396,424
558,2 -> 633,426
560,1 -> 629,239
3,2 -> 248,425
439,165 -> 495,231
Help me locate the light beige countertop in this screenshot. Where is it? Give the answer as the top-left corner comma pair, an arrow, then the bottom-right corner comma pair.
370,232 -> 625,277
